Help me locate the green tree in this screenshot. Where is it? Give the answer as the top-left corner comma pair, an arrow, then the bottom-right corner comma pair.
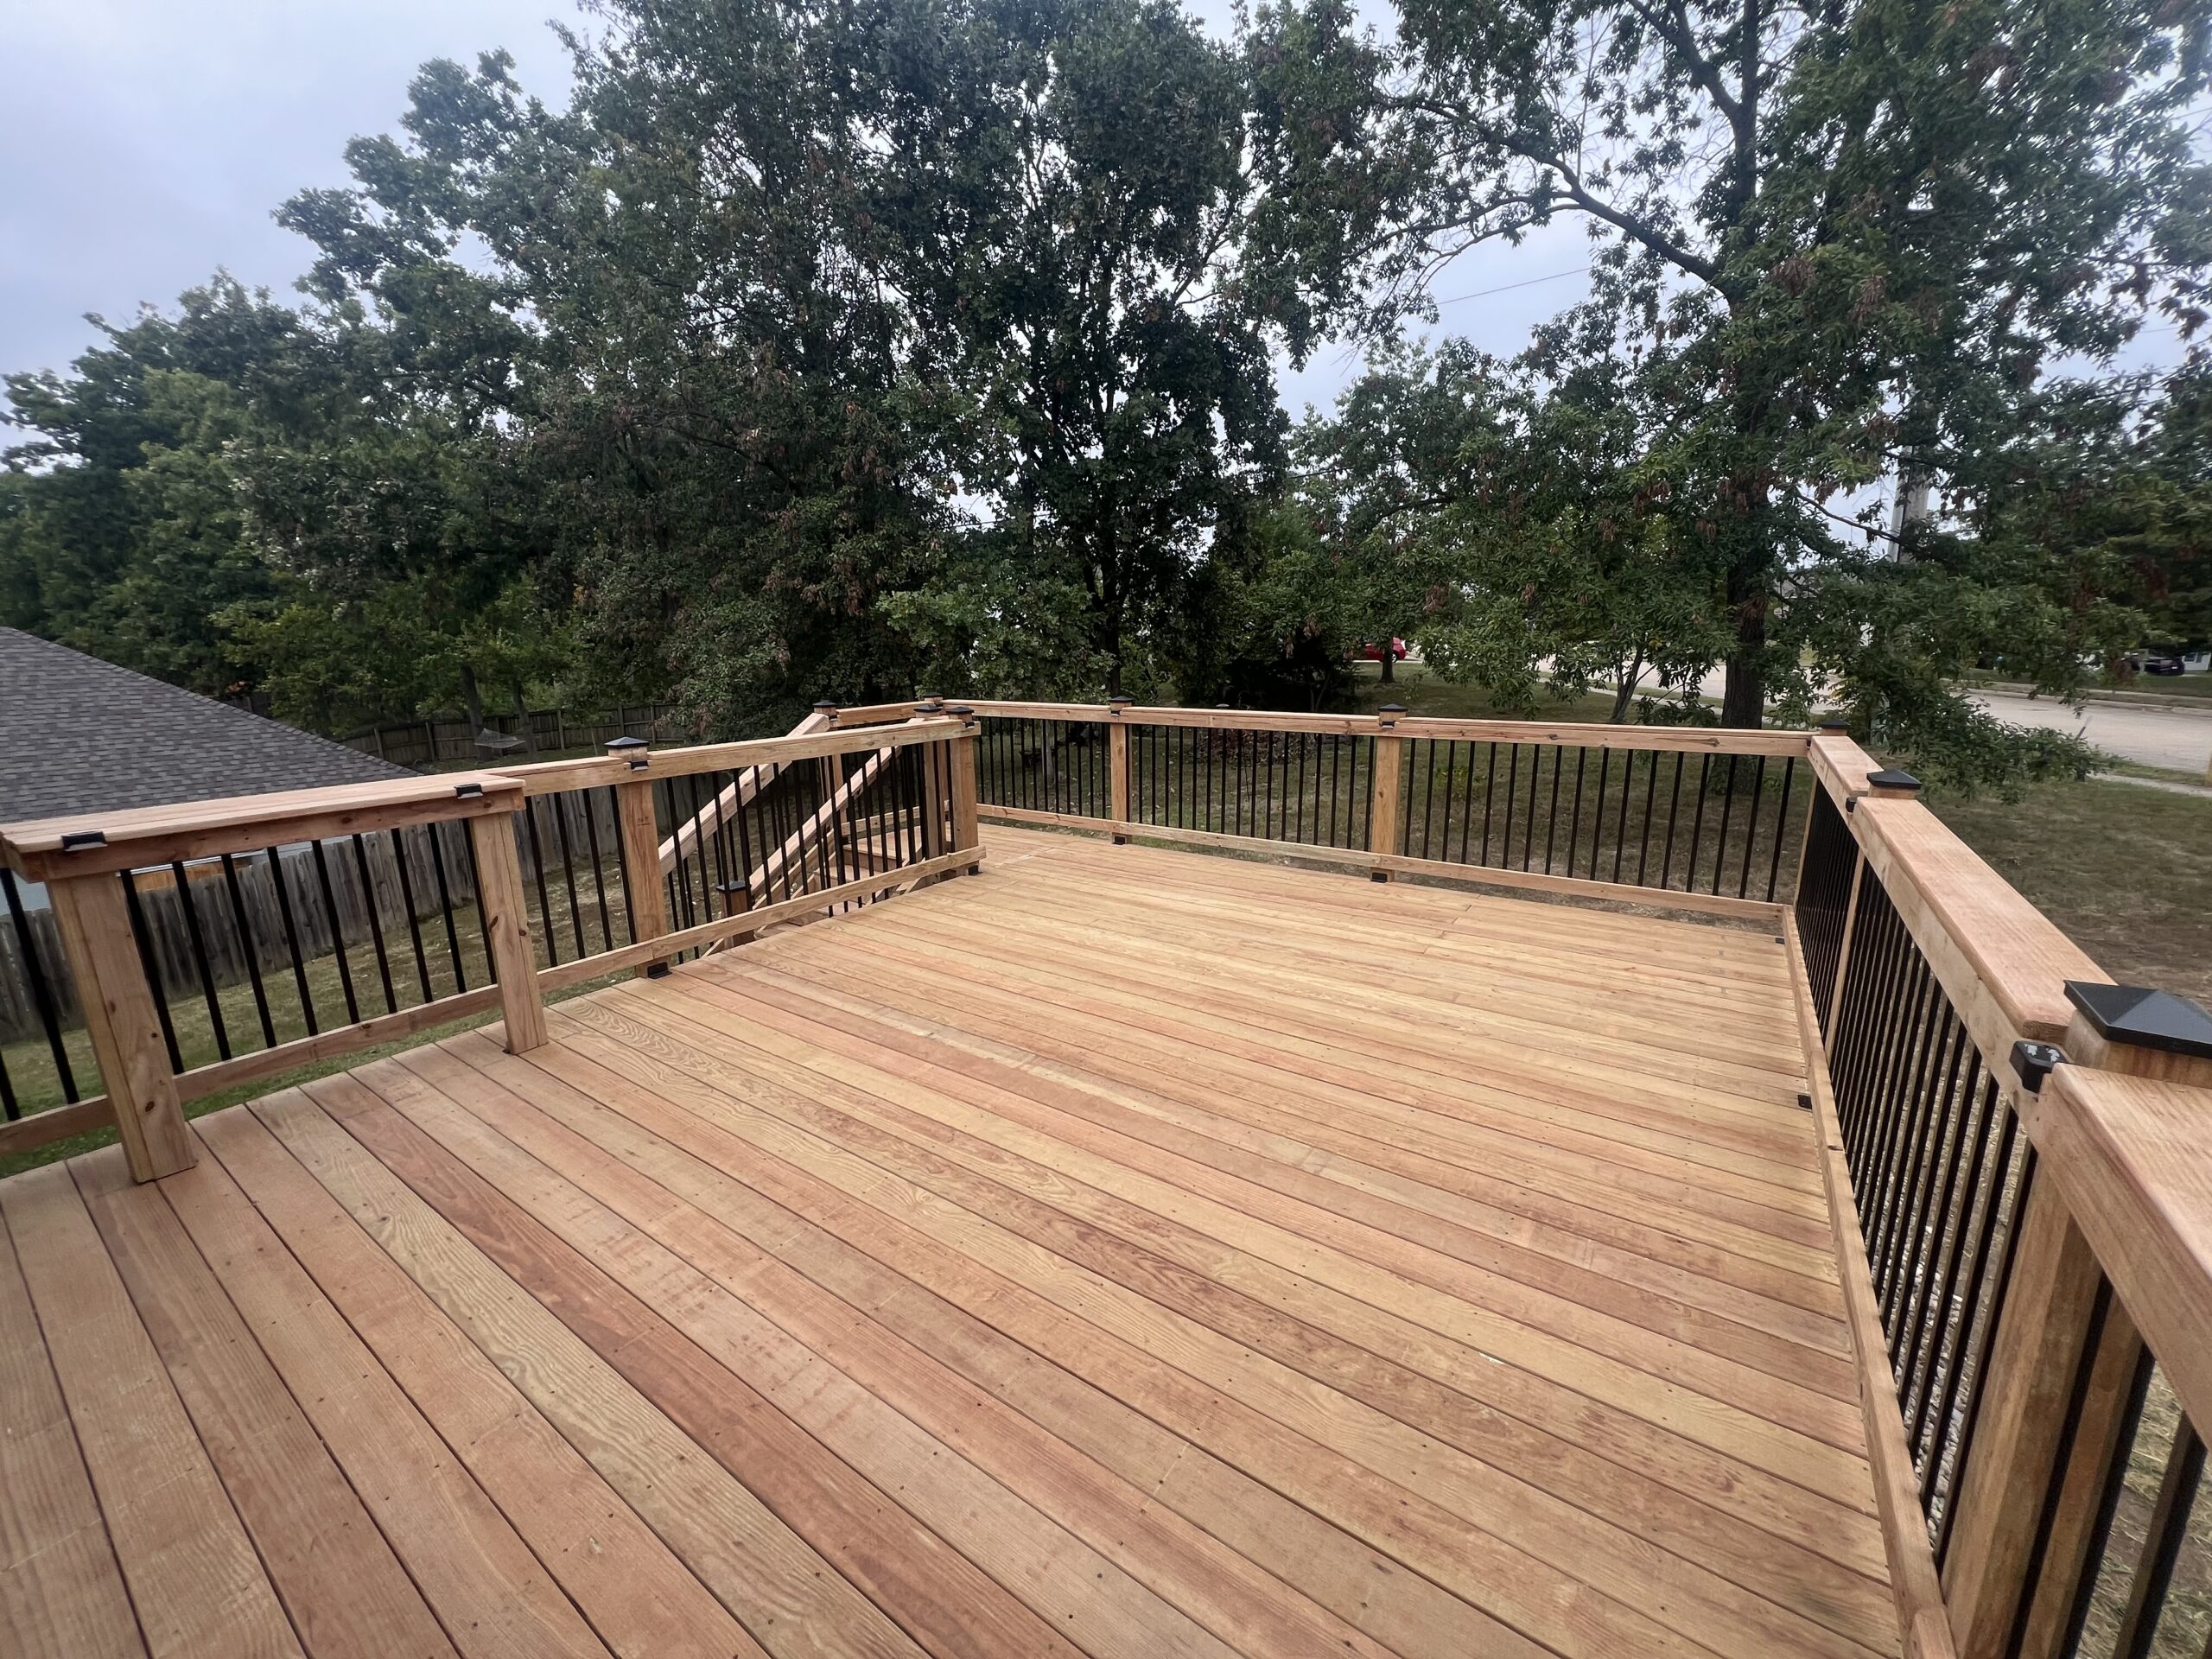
0,278 -> 297,695
1250,0 -> 2210,765
869,0 -> 1289,696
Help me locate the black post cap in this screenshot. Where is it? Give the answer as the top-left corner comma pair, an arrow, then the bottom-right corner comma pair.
1866,768 -> 1921,792
2065,981 -> 2212,1060
1816,717 -> 1852,732
813,699 -> 838,710
2010,1039 -> 2066,1093
607,734 -> 650,769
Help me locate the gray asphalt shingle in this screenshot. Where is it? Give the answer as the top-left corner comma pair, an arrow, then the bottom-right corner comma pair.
0,628 -> 411,822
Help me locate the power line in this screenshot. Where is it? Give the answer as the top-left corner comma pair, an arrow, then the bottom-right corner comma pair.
1431,265 -> 1591,307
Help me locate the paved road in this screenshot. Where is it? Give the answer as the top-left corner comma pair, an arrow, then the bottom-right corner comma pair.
1969,689 -> 2212,774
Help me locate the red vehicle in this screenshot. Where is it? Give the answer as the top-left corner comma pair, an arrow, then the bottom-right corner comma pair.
1354,638 -> 1408,663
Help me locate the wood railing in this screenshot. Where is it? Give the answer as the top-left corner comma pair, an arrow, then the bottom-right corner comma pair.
931,696 -> 1811,919
853,695 -> 2212,1657
1784,728 -> 2212,1659
0,712 -> 982,1179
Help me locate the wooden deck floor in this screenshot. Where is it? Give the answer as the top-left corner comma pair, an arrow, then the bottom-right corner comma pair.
0,826 -> 1900,1659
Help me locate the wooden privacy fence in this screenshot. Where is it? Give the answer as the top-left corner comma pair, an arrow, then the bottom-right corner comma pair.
342,702 -> 680,769
0,711 -> 982,1169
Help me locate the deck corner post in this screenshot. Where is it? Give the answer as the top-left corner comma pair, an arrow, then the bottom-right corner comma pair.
43,869 -> 194,1182
467,810 -> 550,1053
611,765 -> 671,979
1940,1169 -> 2104,1659
945,709 -> 982,873
1367,705 -> 1408,880
1107,696 -> 1133,842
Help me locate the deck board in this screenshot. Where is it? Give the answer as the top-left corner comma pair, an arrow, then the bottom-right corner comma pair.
0,825 -> 1904,1658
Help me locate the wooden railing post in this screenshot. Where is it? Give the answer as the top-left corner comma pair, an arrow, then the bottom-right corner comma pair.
44,871 -> 194,1182
1367,704 -> 1407,880
1108,696 -> 1133,842
466,804 -> 549,1052
607,738 -> 670,978
946,707 -> 982,873
1941,1170 -> 2105,1659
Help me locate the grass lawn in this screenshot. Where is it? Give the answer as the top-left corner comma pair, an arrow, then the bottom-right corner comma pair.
1925,776 -> 2212,1007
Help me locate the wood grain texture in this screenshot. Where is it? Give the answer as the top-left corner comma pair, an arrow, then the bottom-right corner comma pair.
42,874 -> 192,1181
0,823 -> 1917,1659
2031,1065 -> 2212,1438
0,1162 -> 297,1658
0,1186 -> 143,1659
67,1146 -> 454,1659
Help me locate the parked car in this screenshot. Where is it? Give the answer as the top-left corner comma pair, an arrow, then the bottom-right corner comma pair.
2141,653 -> 2186,675
1354,638 -> 1408,663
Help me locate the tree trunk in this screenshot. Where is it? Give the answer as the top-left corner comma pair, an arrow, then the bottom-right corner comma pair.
1609,653 -> 1644,722
459,664 -> 486,734
1721,621 -> 1765,728
1379,647 -> 1395,684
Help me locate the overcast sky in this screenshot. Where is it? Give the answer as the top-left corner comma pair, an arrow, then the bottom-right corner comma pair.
3,2 -> 2178,433
0,0 -> 1604,426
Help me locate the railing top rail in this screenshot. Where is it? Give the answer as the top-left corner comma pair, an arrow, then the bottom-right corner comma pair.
1851,795 -> 2108,1045
906,697 -> 1813,753
0,715 -> 976,878
497,711 -> 969,796
1805,726 -> 2111,1052
0,772 -> 526,881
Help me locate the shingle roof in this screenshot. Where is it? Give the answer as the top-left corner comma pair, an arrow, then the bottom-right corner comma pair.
0,628 -> 413,822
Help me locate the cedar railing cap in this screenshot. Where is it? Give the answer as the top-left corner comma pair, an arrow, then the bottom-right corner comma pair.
2065,981 -> 2212,1061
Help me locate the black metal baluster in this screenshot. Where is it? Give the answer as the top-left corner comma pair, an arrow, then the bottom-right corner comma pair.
1521,746 -> 1541,871
6,867 -> 81,1101
1660,753 -> 1688,888
1542,746 -> 1563,873
1637,748 -> 1660,887
1764,758 -> 1796,901
309,840 -> 361,1024
1433,741 -> 1458,862
1586,750 -> 1609,879
521,798 -> 561,968
2107,1404 -> 2203,1656
168,862 -> 232,1060
550,793 -> 590,957
1902,1054 -> 1991,1441
266,848 -> 321,1030
219,853 -> 279,1047
385,833 -> 436,1003
121,873 -> 185,1071
1709,754 -> 1740,894
461,824 -> 497,985
1933,1135 -> 2033,1565
1499,745 -> 1519,868
1736,756 -> 1767,898
1612,750 -> 1634,883
1565,747 -> 1587,876
1685,756 -> 1713,891
424,825 -> 468,995
345,836 -> 399,1015
582,789 -> 616,951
